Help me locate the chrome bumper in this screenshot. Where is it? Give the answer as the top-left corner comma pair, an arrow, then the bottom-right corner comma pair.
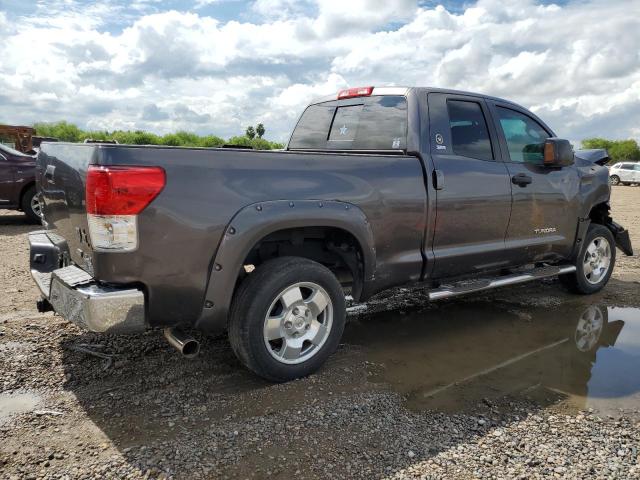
29,232 -> 145,334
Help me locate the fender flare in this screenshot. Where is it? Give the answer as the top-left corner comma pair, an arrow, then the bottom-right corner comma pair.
195,200 -> 376,332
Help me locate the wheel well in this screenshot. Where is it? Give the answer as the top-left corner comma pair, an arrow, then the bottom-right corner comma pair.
240,227 -> 365,299
18,181 -> 36,208
588,202 -> 611,225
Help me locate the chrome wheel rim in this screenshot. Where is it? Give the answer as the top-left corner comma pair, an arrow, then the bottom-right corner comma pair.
582,236 -> 611,285
263,282 -> 333,365
574,306 -> 604,352
610,176 -> 619,185
30,194 -> 43,218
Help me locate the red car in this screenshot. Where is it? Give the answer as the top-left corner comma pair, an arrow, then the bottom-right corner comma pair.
0,143 -> 41,222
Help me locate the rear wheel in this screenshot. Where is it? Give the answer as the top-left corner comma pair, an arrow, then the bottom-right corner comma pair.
560,224 -> 615,294
21,185 -> 42,224
609,175 -> 620,185
228,256 -> 346,382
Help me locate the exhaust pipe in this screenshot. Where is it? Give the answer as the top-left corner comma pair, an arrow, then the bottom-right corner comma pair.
164,328 -> 200,358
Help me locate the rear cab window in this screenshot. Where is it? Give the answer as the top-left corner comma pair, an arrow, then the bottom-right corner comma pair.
288,96 -> 407,151
446,100 -> 494,161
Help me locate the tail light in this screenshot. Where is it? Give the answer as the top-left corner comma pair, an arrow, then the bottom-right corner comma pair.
86,165 -> 165,251
337,86 -> 374,99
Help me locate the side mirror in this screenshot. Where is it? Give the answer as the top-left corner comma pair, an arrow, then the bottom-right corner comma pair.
544,138 -> 574,167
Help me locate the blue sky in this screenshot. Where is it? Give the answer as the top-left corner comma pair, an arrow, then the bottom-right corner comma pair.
0,0 -> 638,143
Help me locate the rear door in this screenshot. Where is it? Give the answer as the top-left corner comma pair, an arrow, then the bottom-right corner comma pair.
427,93 -> 512,278
619,164 -> 636,183
487,102 -> 581,263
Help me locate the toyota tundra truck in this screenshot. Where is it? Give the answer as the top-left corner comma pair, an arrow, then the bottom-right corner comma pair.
29,86 -> 633,381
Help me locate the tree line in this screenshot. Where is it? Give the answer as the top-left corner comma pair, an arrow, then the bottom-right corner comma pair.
30,121 -> 284,150
581,138 -> 640,163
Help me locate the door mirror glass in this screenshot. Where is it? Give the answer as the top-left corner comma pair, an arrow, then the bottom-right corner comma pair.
543,138 -> 574,167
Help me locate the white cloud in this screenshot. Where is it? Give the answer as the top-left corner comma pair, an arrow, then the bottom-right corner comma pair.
0,0 -> 639,143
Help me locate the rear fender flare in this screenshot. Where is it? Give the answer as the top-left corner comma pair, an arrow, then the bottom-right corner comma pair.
195,200 -> 376,332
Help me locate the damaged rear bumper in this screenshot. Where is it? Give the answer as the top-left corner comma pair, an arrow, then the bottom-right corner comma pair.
29,231 -> 146,334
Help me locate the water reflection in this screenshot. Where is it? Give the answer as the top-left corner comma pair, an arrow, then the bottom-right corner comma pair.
344,303 -> 640,415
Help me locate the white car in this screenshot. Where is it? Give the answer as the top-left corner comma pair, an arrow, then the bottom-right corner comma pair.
609,162 -> 640,186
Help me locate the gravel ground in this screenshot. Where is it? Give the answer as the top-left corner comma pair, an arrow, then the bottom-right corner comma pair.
1,187 -> 640,479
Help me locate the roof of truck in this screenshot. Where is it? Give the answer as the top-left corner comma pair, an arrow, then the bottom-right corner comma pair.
311,86 -> 526,110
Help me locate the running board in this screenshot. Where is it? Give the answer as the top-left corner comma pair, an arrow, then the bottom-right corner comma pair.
428,265 -> 576,301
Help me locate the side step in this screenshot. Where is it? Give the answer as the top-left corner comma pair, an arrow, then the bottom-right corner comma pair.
428,264 -> 576,301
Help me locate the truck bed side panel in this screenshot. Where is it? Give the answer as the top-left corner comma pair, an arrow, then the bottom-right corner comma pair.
39,144 -> 427,327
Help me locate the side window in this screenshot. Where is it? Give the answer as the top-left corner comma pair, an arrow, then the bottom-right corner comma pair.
634,165 -> 640,171
447,100 -> 493,161
496,107 -> 549,164
621,164 -> 634,170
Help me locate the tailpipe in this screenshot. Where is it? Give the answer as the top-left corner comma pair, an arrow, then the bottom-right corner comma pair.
163,328 -> 200,358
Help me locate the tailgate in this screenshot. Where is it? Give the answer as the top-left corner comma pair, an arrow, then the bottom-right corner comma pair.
38,143 -> 97,266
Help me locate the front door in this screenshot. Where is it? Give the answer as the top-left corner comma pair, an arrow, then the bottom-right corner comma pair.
427,93 -> 512,278
487,102 -> 581,263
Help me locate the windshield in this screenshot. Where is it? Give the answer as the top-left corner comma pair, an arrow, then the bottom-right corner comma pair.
288,95 -> 407,151
0,143 -> 30,157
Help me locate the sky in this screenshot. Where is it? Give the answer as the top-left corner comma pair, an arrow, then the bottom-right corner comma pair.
0,0 -> 639,144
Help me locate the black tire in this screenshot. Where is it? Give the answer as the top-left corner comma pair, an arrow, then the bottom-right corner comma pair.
609,175 -> 620,186
228,256 -> 346,382
560,224 -> 616,294
20,185 -> 42,224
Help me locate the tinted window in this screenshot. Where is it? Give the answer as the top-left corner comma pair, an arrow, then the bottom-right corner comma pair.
496,107 -> 549,164
620,164 -> 635,170
328,105 -> 363,143
288,96 -> 407,151
447,101 -> 493,161
635,165 -> 640,171
288,105 -> 335,149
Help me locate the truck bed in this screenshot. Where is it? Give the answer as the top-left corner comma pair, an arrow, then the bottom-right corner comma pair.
37,143 -> 428,329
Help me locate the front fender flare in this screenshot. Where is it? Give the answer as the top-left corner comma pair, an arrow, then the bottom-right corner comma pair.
195,200 -> 376,333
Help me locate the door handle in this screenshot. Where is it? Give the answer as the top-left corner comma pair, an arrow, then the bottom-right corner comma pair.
511,173 -> 532,187
433,169 -> 445,190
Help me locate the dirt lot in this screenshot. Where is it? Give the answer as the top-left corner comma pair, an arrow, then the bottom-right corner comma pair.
1,187 -> 639,479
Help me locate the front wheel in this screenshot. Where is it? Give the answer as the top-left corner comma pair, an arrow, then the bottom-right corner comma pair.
560,224 -> 616,294
228,256 -> 346,382
21,186 -> 43,224
609,175 -> 620,186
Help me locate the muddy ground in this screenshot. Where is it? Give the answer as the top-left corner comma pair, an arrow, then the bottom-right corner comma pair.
1,187 -> 639,479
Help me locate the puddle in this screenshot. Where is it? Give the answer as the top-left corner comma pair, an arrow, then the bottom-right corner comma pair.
343,303 -> 640,416
0,392 -> 42,425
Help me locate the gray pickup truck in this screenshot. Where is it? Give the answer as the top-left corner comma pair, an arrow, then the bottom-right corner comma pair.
29,86 -> 633,381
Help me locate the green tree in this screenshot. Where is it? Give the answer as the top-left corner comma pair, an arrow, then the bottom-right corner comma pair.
33,121 -> 83,142
28,121 -> 283,150
581,138 -> 640,163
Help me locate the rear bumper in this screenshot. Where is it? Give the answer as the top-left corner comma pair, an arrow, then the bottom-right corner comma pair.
29,231 -> 146,334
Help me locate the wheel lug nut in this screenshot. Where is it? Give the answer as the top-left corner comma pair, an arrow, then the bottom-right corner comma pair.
293,308 -> 299,315
305,324 -> 310,330
284,321 -> 292,329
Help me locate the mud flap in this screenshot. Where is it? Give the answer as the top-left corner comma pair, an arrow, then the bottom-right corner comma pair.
606,220 -> 634,256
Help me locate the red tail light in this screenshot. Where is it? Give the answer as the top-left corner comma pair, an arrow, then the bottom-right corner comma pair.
337,86 -> 374,100
86,165 -> 166,215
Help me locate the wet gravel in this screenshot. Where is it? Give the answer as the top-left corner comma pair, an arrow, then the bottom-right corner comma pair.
1,186 -> 640,479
